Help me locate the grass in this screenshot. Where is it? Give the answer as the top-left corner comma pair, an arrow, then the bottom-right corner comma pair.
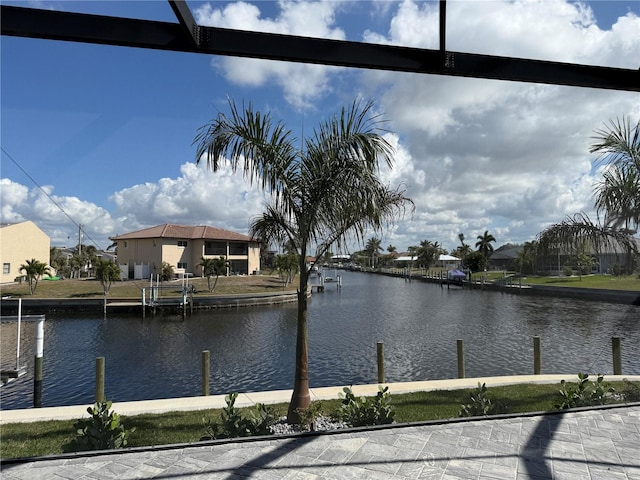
2,380 -> 639,460
466,271 -> 640,291
1,274 -> 296,299
521,274 -> 640,291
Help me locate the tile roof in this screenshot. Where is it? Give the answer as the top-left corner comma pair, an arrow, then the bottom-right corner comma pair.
110,224 -> 254,242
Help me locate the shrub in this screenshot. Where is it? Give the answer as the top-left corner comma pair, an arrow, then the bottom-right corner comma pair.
62,401 -> 135,452
201,392 -> 275,440
619,380 -> 640,402
556,373 -> 614,410
339,385 -> 395,427
459,382 -> 508,417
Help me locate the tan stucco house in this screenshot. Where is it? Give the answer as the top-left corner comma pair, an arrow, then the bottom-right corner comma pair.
0,221 -> 51,284
110,224 -> 260,280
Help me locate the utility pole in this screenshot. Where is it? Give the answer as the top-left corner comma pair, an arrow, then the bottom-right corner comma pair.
78,224 -> 83,256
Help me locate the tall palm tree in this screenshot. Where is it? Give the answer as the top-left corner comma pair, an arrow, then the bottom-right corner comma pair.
475,230 -> 496,259
365,236 -> 382,268
94,259 -> 121,295
20,258 -> 50,295
195,99 -> 412,421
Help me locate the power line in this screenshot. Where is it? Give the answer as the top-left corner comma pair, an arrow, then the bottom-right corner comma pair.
1,146 -> 105,250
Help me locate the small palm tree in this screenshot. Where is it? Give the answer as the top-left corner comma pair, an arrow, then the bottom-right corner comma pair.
195,99 -> 412,421
20,258 -> 50,295
95,259 -> 121,295
199,256 -> 229,292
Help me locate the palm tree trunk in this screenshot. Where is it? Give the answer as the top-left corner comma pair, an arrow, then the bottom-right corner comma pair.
287,269 -> 311,423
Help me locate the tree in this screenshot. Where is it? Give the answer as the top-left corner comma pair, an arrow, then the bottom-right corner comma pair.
465,251 -> 488,273
365,236 -> 382,268
275,253 -> 299,286
195,99 -> 412,421
539,118 -> 639,268
475,230 -> 496,259
386,244 -> 396,254
20,258 -> 50,295
591,117 -> 640,233
95,259 -> 121,295
416,239 -> 440,268
50,247 -> 69,278
514,241 -> 538,275
199,256 -> 229,292
161,262 -> 174,281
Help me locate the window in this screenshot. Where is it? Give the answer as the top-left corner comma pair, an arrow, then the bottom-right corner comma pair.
177,262 -> 187,269
205,241 -> 226,255
3,263 -> 10,274
177,240 -> 188,247
229,242 -> 248,255
124,241 -> 128,248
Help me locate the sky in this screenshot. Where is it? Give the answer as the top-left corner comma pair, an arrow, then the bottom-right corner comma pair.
1,0 -> 639,255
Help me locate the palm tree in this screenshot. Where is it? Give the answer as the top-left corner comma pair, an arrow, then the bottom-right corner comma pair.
539,117 -> 639,263
95,259 -> 121,295
365,236 -> 382,268
195,99 -> 412,421
20,258 -> 50,295
199,256 -> 229,292
475,230 -> 496,259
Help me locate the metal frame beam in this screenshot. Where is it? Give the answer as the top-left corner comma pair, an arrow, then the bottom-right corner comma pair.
2,4 -> 639,92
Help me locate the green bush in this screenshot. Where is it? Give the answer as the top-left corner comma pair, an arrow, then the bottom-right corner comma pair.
459,383 -> 508,417
201,392 -> 275,440
62,401 -> 135,452
556,373 -> 614,410
339,386 -> 395,427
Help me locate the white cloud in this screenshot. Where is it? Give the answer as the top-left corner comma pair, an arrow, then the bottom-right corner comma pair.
0,178 -> 118,249
110,162 -> 266,236
195,0 -> 346,109
354,0 -> 640,251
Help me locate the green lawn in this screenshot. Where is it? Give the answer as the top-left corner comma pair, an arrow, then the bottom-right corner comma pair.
1,274 -> 296,299
467,271 -> 640,291
2,380 -> 639,460
521,274 -> 640,291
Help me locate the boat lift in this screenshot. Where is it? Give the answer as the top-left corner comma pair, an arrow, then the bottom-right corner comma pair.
0,299 -> 46,407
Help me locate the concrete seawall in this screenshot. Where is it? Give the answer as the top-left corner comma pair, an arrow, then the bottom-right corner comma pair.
0,291 -> 300,315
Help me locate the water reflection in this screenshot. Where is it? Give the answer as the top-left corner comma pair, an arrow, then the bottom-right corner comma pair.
1,271 -> 638,409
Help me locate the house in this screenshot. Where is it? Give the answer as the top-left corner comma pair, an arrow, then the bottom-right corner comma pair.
0,221 -> 51,284
110,224 -> 260,280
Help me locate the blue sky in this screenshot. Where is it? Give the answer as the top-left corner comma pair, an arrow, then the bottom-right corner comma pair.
1,0 -> 639,254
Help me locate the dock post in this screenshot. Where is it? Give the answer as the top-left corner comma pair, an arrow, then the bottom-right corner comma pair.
202,350 -> 210,396
142,288 -> 146,319
95,357 -> 105,403
533,336 -> 541,374
377,342 -> 385,383
612,337 -> 622,375
33,317 -> 44,408
457,339 -> 465,378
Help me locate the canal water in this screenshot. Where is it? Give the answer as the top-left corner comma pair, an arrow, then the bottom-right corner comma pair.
1,271 -> 638,410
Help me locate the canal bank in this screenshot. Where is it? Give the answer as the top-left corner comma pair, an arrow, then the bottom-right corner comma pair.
3,374 -> 640,424
0,290 -> 300,315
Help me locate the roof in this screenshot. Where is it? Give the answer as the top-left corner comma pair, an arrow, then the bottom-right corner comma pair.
438,254 -> 460,261
110,224 -> 254,242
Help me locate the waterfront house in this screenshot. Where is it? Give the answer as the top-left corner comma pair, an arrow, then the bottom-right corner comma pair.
110,224 -> 260,280
0,221 -> 50,284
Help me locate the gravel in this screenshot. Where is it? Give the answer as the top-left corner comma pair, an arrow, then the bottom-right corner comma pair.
269,415 -> 349,435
